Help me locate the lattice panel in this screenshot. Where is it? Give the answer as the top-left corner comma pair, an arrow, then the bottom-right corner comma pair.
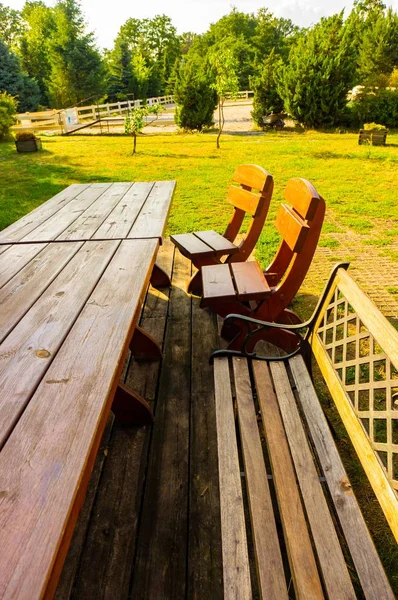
317,287 -> 398,492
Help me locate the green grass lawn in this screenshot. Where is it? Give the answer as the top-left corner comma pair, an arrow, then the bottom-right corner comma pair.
1,130 -> 397,270
1,130 -> 398,592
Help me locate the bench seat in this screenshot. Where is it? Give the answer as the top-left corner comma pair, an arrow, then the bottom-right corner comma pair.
214,354 -> 395,599
171,230 -> 239,259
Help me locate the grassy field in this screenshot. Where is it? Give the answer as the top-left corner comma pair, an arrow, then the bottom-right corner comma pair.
1,130 -> 398,591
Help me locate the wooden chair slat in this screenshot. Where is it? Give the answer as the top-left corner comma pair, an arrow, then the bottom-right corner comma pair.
252,361 -> 324,600
193,230 -> 238,256
284,178 -> 320,220
290,355 -> 395,599
232,164 -> 272,192
230,261 -> 271,301
226,185 -> 262,215
214,358 -> 252,599
275,203 -> 309,253
170,233 -> 215,258
270,361 -> 356,600
201,264 -> 235,306
232,358 -> 289,600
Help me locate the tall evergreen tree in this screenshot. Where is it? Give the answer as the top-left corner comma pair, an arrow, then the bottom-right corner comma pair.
0,39 -> 41,111
251,49 -> 284,126
174,59 -> 217,131
46,0 -> 105,107
279,14 -> 356,127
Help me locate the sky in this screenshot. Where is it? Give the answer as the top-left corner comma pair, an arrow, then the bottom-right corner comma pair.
5,0 -> 398,49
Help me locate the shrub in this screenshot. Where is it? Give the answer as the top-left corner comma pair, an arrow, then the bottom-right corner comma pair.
174,61 -> 217,131
15,130 -> 37,141
363,122 -> 387,131
250,50 -> 284,127
0,92 -> 17,141
347,89 -> 398,128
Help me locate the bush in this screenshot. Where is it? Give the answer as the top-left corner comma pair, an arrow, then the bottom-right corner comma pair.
174,61 -> 217,131
347,89 -> 398,128
250,50 -> 284,127
0,92 -> 17,141
363,122 -> 387,131
15,130 -> 37,141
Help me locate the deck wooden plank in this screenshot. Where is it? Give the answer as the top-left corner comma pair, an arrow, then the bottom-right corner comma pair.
230,261 -> 271,301
128,181 -> 176,239
188,300 -> 223,600
0,239 -> 159,600
270,361 -> 355,600
290,355 -> 395,600
0,243 -> 45,289
0,240 -> 119,448
22,183 -> 112,242
201,263 -> 236,305
130,248 -> 191,599
233,357 -> 288,600
62,241 -> 174,600
193,230 -> 238,256
0,242 -> 83,344
214,358 -> 252,600
0,184 -> 90,242
58,183 -> 132,241
252,361 -> 324,600
93,182 -> 154,240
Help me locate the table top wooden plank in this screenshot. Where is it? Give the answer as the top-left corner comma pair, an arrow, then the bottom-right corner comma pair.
0,242 -> 83,344
0,185 -> 90,243
0,240 -> 119,449
0,238 -> 158,600
57,183 -> 132,241
128,181 -> 176,240
0,243 -> 45,290
22,184 -> 112,242
93,182 -> 154,240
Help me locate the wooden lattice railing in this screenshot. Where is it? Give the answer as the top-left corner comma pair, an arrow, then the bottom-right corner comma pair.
311,268 -> 398,538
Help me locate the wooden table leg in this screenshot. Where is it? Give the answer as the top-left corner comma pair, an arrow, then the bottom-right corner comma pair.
151,262 -> 171,288
112,383 -> 153,425
130,325 -> 162,361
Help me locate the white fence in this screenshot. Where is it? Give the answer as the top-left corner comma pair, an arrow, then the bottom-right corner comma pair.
15,91 -> 253,132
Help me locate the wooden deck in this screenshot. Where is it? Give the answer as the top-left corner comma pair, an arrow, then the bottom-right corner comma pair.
55,241 -> 223,600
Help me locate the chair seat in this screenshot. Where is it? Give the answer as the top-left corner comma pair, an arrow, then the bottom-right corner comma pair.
171,231 -> 239,259
201,261 -> 271,306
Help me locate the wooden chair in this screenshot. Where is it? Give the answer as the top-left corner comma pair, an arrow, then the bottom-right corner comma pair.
170,164 -> 273,294
201,178 -> 325,352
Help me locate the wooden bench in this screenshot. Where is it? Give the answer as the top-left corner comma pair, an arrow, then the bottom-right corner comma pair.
212,264 -> 398,599
201,178 -> 325,352
170,164 -> 273,294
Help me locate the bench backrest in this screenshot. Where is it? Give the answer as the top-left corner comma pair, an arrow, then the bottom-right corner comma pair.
223,164 -> 273,262
310,267 -> 398,541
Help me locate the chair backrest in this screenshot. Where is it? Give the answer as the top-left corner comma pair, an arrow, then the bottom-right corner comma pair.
310,267 -> 398,542
265,178 -> 325,317
223,164 -> 273,262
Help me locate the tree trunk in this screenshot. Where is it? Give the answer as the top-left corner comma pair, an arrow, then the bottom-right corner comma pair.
133,133 -> 137,155
216,101 -> 222,149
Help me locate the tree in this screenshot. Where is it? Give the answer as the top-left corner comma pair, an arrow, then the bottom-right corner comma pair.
46,0 -> 105,108
105,37 -> 134,101
209,46 -> 240,148
18,1 -> 56,106
0,3 -> 23,49
125,104 -> 162,154
251,50 -> 284,126
0,40 -> 41,111
0,91 -> 17,140
279,14 -> 356,127
174,59 -> 217,131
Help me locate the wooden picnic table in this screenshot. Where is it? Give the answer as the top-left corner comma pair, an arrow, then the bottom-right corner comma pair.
0,181 -> 175,599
